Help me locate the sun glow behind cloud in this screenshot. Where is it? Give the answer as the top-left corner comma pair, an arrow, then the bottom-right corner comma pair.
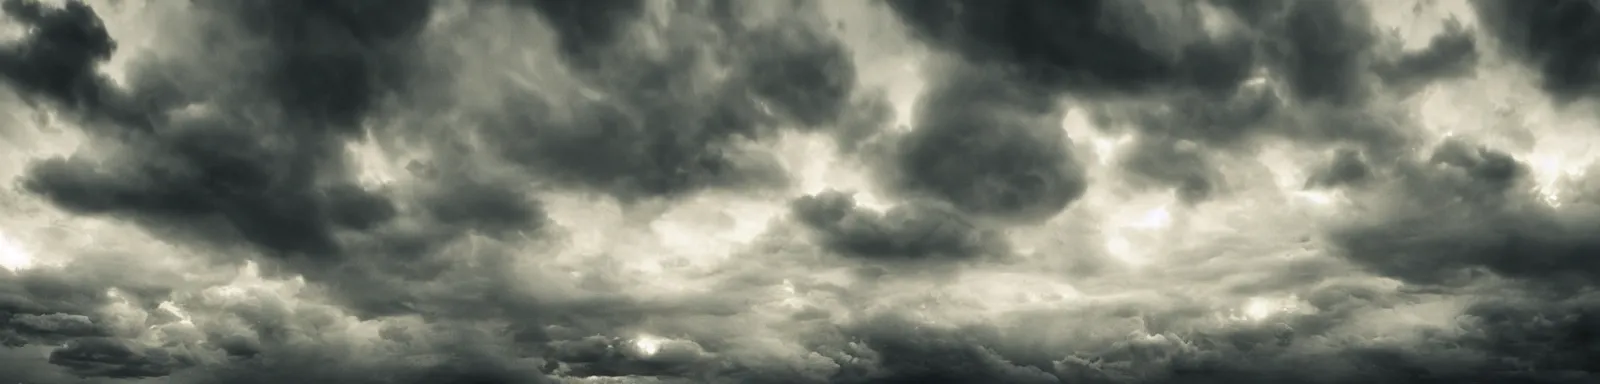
0,231 -> 34,272
1101,197 -> 1177,268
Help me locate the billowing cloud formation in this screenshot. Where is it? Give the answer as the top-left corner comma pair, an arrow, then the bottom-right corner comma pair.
791,190 -> 1008,260
480,0 -> 867,200
9,0 -> 429,257
885,0 -> 1255,95
0,0 -> 114,111
876,61 -> 1087,222
1474,0 -> 1600,101
1,0 -> 1599,383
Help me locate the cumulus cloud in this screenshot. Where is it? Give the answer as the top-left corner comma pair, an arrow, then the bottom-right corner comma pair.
791,190 -> 1009,261
872,61 -> 1088,222
0,0 -> 1597,383
1474,0 -> 1600,101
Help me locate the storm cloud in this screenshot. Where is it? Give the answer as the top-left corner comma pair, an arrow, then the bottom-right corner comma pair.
0,0 -> 1596,383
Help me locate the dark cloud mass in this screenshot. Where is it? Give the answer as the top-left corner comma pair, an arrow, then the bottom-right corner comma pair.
883,0 -> 1398,205
880,63 -> 1087,222
1375,22 -> 1480,93
1325,139 -> 1600,290
1305,148 -> 1371,188
10,0 -> 433,258
49,337 -> 190,378
0,0 -> 114,111
1,0 -> 1600,383
1473,0 -> 1600,101
480,0 -> 865,200
516,0 -> 646,63
884,0 -> 1255,95
791,190 -> 1008,261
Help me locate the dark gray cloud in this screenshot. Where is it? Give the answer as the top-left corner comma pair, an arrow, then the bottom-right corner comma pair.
0,273 -> 112,348
1300,105 -> 1600,384
885,0 -> 1255,95
1,0 -> 1598,383
836,316 -> 1059,384
859,2 -> 1600,381
219,0 -> 435,128
1118,136 -> 1225,204
1458,296 -> 1600,375
10,0 -> 435,258
807,289 -> 1600,384
1375,22 -> 1479,94
0,0 -> 115,113
1313,142 -> 1600,381
1086,89 -> 1279,203
879,0 -> 1248,205
1473,0 -> 1600,101
515,0 -> 646,64
1,0 -> 555,319
815,303 -> 1543,384
49,337 -> 191,378
882,0 -> 1438,204
186,341 -> 557,384
790,190 -> 1009,261
0,0 -> 557,378
1262,0 -> 1379,106
1325,140 -> 1565,287
1305,148 -> 1372,188
0,253 -> 204,379
1,0 -> 874,379
873,62 -> 1088,222
480,0 -> 869,200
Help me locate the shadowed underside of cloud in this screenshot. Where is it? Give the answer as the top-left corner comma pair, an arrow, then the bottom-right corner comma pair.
479,0 -> 872,200
790,190 -> 1009,261
1326,139 -> 1600,290
875,61 -> 1088,223
5,0 -> 437,259
0,0 -> 1596,383
880,0 -> 1457,206
0,0 -> 116,112
1473,0 -> 1600,102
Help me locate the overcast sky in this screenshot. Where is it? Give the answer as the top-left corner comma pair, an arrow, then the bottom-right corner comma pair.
1,0 -> 1598,383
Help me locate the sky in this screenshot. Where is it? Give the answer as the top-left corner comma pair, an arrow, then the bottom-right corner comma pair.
0,0 -> 1598,383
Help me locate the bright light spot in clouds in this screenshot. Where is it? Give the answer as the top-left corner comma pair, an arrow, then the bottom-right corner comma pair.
1244,298 -> 1275,320
1100,194 -> 1179,267
1254,144 -> 1350,212
0,231 -> 35,272
650,192 -> 784,260
1195,1 -> 1243,39
201,261 -> 306,303
1103,235 -> 1144,266
777,131 -> 893,211
1521,135 -> 1597,208
1236,296 -> 1306,322
345,135 -> 401,189
1528,154 -> 1573,206
157,301 -> 193,325
1132,206 -> 1172,229
1294,190 -> 1340,207
632,334 -> 664,357
1062,108 -> 1129,166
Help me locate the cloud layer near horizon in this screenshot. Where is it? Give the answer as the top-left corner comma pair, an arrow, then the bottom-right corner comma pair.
1,0 -> 1598,383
